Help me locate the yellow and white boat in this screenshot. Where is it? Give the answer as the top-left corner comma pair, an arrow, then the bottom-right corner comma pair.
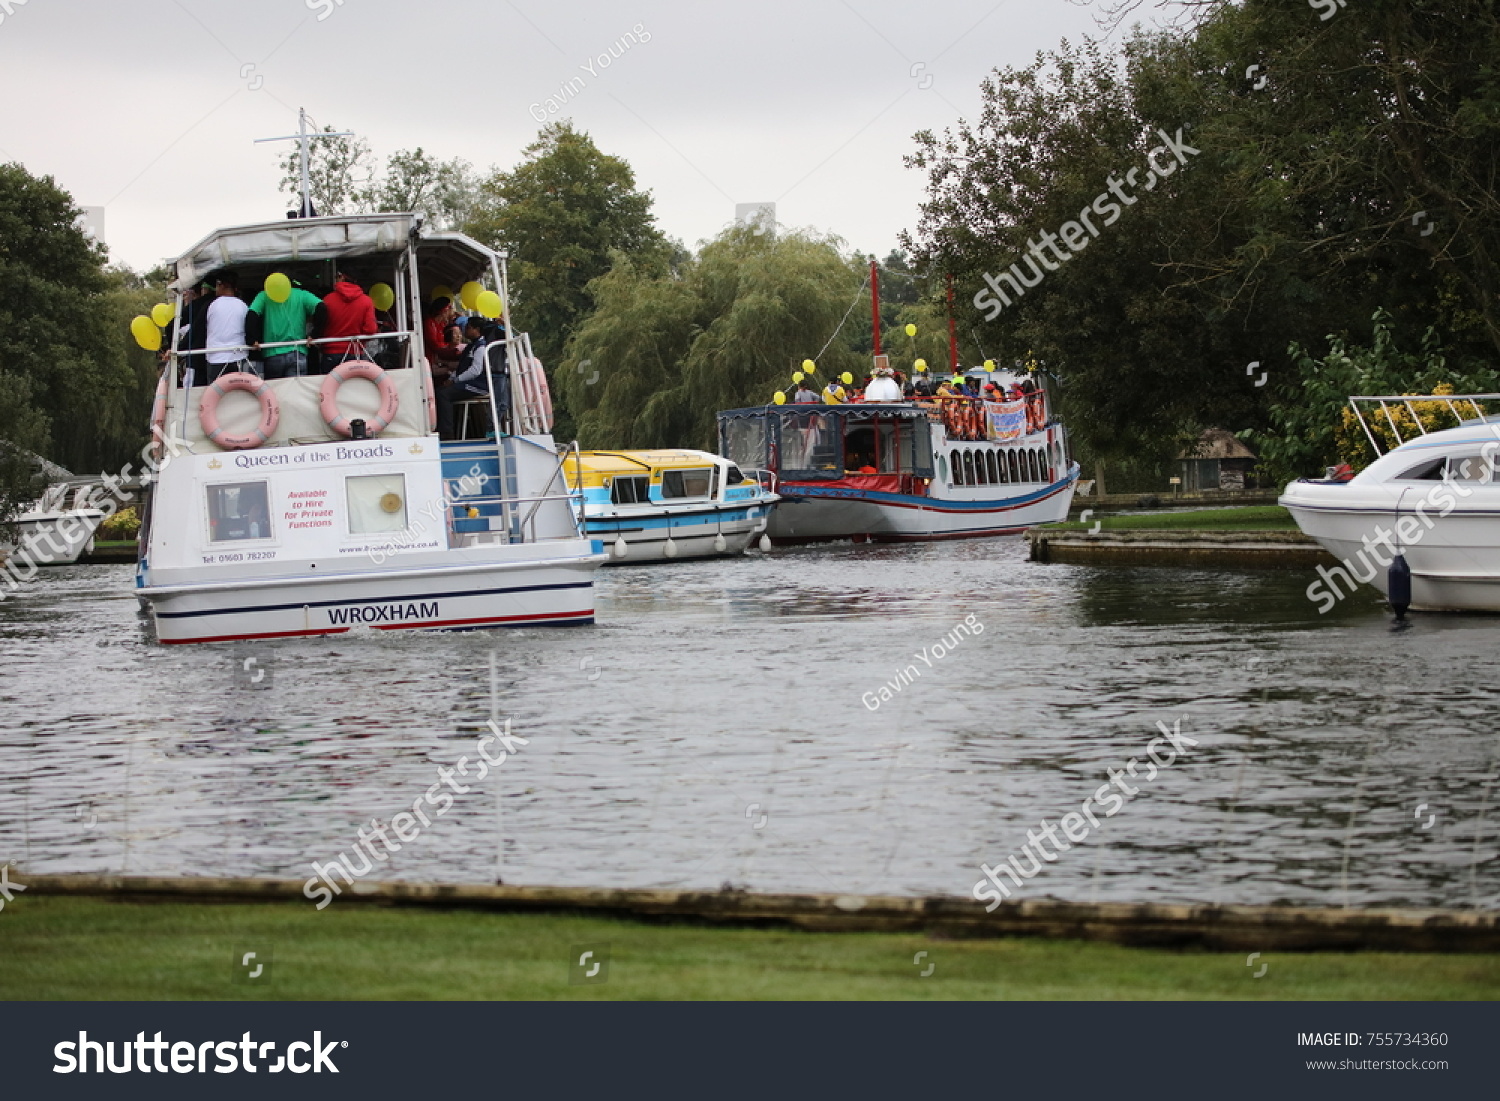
566,449 -> 778,562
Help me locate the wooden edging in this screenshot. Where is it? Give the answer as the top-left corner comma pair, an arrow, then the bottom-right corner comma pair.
1028,529 -> 1339,569
20,875 -> 1500,953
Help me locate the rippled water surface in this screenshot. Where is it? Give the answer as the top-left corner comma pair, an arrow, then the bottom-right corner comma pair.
2,541 -> 1498,910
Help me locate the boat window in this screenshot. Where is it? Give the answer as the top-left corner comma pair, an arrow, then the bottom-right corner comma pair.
722,417 -> 768,469
845,425 -> 877,472
780,412 -> 842,478
610,476 -> 650,505
998,450 -> 1009,484
661,468 -> 713,498
346,473 -> 408,534
1008,451 -> 1019,482
726,465 -> 744,484
206,482 -> 272,542
952,451 -> 965,486
1447,454 -> 1495,482
937,453 -> 949,483
987,451 -> 999,484
876,422 -> 899,473
1397,457 -> 1446,480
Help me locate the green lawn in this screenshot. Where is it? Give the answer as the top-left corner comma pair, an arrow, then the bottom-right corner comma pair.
2,899 -> 1496,1000
1047,506 -> 1299,533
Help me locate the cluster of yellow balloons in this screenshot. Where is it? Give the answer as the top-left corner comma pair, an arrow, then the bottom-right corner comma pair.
130,314 -> 163,351
457,280 -> 505,319
772,364 -> 858,404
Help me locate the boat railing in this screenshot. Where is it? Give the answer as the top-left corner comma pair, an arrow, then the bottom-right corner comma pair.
1348,393 -> 1500,456
738,467 -> 778,495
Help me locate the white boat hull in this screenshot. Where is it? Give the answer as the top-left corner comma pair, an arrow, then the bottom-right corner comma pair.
770,469 -> 1078,543
1,510 -> 106,567
140,543 -> 604,644
1282,481 -> 1500,612
588,503 -> 772,562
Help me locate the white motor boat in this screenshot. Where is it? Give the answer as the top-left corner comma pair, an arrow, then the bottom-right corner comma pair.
135,212 -> 606,644
1280,392 -> 1500,613
2,483 -> 106,567
565,449 -> 778,562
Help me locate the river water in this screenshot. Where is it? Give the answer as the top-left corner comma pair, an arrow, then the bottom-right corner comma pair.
1,541 -> 1496,910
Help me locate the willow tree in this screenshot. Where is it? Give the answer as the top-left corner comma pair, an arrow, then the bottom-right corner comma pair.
559,226 -> 870,450
905,0 -> 1500,474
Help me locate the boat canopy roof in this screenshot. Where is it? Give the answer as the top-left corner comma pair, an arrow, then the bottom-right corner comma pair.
171,213 -> 502,290
718,403 -> 930,423
574,449 -> 731,477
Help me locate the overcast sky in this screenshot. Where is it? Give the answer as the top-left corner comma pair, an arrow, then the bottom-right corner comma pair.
0,0 -> 1168,272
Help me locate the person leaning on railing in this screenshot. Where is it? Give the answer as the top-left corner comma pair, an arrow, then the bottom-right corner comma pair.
246,278 -> 324,379
205,269 -> 253,382
317,271 -> 376,374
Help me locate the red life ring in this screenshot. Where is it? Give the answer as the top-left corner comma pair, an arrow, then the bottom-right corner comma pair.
319,359 -> 400,438
199,371 -> 280,450
149,370 -> 169,458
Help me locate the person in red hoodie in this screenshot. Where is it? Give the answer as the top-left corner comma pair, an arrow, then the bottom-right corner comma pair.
317,271 -> 376,373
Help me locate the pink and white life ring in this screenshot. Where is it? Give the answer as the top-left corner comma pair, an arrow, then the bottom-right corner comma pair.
319,359 -> 400,437
149,370 -> 169,458
423,363 -> 437,432
199,371 -> 280,450
520,356 -> 553,432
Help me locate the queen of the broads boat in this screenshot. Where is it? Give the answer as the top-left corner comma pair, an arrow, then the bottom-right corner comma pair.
134,212 -> 605,644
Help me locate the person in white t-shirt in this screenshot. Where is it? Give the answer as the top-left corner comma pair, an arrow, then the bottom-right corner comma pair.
205,270 -> 254,381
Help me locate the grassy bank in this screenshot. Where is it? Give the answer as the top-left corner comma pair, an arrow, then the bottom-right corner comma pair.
3,898 -> 1496,1000
1048,506 -> 1298,533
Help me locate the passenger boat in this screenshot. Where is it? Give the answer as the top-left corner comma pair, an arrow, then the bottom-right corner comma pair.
565,449 -> 778,562
717,370 -> 1078,543
1281,392 -> 1500,613
1,483 -> 106,566
135,211 -> 605,644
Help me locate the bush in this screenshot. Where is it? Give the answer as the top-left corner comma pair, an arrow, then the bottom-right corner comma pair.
97,506 -> 139,541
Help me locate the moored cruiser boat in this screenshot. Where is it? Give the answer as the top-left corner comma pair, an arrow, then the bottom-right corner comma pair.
1,483 -> 106,566
135,212 -> 605,644
565,449 -> 778,562
717,371 -> 1078,543
1280,392 -> 1500,612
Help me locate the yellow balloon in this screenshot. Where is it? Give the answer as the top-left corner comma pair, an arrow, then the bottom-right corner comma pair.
792,371 -> 805,383
801,358 -> 815,372
431,284 -> 455,302
773,391 -> 787,405
983,359 -> 996,370
130,315 -> 161,351
150,303 -> 174,328
264,272 -> 291,304
841,372 -> 853,385
370,283 -> 395,312
475,290 -> 504,319
460,281 -> 484,311
904,324 -> 917,337
914,358 -> 927,371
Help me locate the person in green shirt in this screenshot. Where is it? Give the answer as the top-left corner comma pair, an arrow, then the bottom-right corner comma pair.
247,282 -> 325,379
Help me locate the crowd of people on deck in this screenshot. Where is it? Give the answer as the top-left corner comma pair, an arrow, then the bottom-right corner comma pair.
167,269 -> 510,441
791,367 -> 1043,408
